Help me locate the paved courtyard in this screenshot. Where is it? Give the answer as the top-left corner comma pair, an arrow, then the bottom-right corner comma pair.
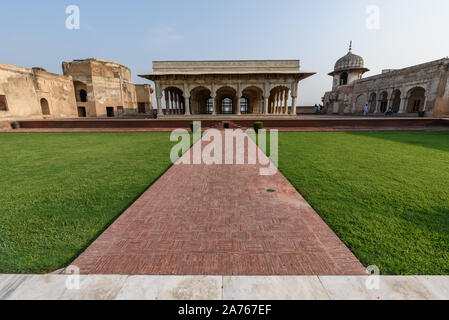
68,130 -> 366,275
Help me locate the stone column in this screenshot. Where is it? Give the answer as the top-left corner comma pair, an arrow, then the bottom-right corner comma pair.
264,96 -> 269,115
291,96 -> 297,116
172,91 -> 176,115
423,93 -> 429,112
157,96 -> 163,116
284,90 -> 289,115
183,84 -> 190,115
156,83 -> 163,116
290,82 -> 299,115
211,93 -> 217,115
275,92 -> 280,114
398,98 -> 407,113
184,94 -> 191,115
375,99 -> 381,113
167,90 -> 171,115
236,93 -> 242,115
387,98 -> 394,111
164,89 -> 170,116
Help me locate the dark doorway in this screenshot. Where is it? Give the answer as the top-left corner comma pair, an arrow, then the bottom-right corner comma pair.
340,72 -> 348,85
77,107 -> 86,117
106,107 -> 115,117
138,102 -> 146,113
79,90 -> 88,102
40,98 -> 50,115
0,95 -> 8,111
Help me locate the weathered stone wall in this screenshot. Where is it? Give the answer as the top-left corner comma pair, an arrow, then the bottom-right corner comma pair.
0,62 -> 77,120
33,69 -> 77,119
1,58 -> 153,120
62,60 -> 96,117
63,59 -> 151,117
135,84 -> 154,113
324,58 -> 449,116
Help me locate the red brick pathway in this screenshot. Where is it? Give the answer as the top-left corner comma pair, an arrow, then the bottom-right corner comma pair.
68,130 -> 367,275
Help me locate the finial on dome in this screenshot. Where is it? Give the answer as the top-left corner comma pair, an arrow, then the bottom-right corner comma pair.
349,40 -> 352,53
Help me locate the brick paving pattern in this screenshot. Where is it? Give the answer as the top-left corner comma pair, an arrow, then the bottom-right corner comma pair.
68,130 -> 367,275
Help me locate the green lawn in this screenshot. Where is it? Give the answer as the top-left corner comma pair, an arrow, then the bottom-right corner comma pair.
273,131 -> 449,275
0,132 -> 180,273
1,131 -> 448,275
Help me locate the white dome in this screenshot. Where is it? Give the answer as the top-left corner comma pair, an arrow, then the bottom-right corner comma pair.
334,52 -> 365,72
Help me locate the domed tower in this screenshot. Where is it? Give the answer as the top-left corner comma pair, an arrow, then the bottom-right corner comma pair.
329,42 -> 369,89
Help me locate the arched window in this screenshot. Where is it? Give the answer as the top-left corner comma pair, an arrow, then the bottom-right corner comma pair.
206,98 -> 214,114
240,97 -> 249,114
40,98 -> 50,115
407,87 -> 426,113
221,97 -> 233,114
79,90 -> 87,102
0,95 -> 8,111
340,72 -> 348,85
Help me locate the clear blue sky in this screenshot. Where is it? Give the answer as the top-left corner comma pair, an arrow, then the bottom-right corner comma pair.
1,0 -> 448,105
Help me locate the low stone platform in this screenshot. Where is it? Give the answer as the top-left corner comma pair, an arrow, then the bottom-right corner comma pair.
1,275 -> 448,300
3,117 -> 449,133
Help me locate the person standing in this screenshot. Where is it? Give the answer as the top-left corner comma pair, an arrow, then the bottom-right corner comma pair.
363,104 -> 369,116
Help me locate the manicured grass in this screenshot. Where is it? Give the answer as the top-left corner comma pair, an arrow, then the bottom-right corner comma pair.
274,131 -> 449,275
0,132 -> 181,274
2,131 -> 448,275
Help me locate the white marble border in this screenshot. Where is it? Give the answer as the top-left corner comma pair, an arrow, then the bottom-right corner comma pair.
1,275 -> 448,300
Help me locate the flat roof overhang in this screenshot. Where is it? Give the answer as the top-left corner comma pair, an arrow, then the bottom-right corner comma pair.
139,72 -> 316,81
328,68 -> 370,77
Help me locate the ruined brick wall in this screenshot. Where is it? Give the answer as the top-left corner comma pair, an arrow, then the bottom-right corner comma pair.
0,62 -> 77,120
64,59 -> 139,117
135,84 -> 154,113
63,60 -> 96,116
324,58 -> 449,116
33,69 -> 77,118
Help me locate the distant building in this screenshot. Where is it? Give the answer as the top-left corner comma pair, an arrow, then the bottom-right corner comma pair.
323,43 -> 449,117
0,59 -> 153,121
139,60 -> 315,116
62,59 -> 153,118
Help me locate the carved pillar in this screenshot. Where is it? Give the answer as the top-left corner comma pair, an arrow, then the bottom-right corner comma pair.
423,93 -> 429,112
211,93 -> 217,115
183,84 -> 190,115
387,97 -> 394,111
168,91 -> 172,115
375,99 -> 381,113
155,82 -> 163,116
236,94 -> 242,115
184,95 -> 190,115
275,91 -> 281,114
291,96 -> 297,116
164,89 -> 170,116
172,91 -> 177,115
290,82 -> 298,116
284,90 -> 289,115
264,96 -> 269,115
